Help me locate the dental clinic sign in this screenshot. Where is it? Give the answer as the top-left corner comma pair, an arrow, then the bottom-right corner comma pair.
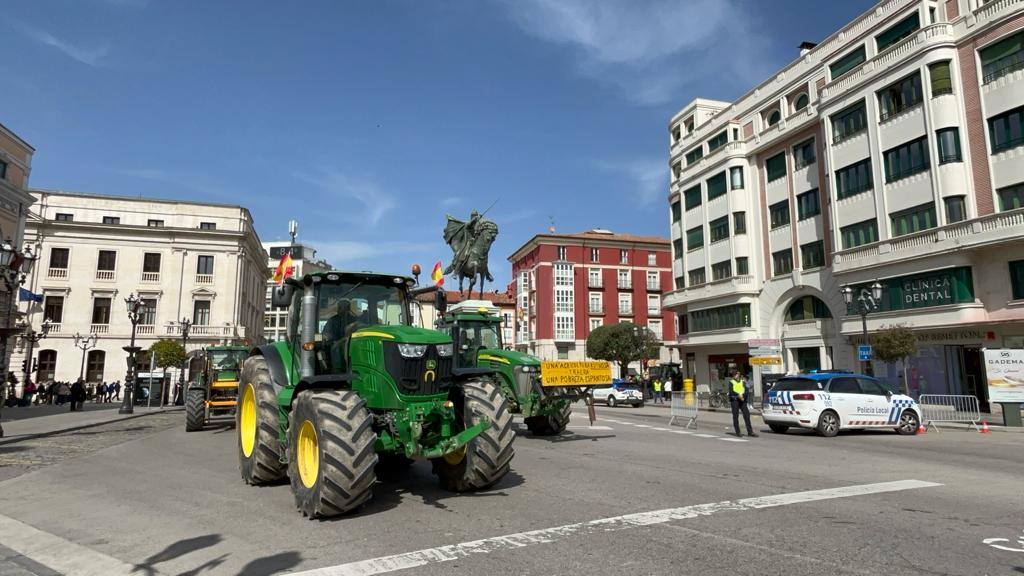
983,349 -> 1024,403
846,267 -> 974,314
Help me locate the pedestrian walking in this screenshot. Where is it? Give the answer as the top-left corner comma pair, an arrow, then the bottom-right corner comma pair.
56,381 -> 71,405
663,377 -> 673,403
114,381 -> 122,401
96,382 -> 107,403
22,380 -> 36,406
729,370 -> 758,437
653,379 -> 662,404
70,379 -> 86,411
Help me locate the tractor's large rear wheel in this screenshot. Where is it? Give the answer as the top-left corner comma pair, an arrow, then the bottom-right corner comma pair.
237,356 -> 286,485
185,389 -> 206,432
288,389 -> 378,518
524,401 -> 571,436
432,379 -> 515,492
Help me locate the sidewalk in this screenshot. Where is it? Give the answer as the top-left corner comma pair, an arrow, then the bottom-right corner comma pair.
0,405 -> 184,445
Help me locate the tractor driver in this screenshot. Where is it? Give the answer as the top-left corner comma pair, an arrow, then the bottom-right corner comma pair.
321,298 -> 362,372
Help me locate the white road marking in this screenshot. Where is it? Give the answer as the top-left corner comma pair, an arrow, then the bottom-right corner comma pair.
672,430 -> 695,435
566,425 -> 613,431
291,480 -> 941,576
633,424 -> 653,428
983,529 -> 1024,552
0,513 -> 141,576
718,437 -> 748,443
651,427 -> 671,431
693,433 -> 718,438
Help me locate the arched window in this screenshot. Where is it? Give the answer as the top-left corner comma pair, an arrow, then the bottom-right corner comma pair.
37,350 -> 57,382
785,296 -> 833,322
794,93 -> 809,111
767,110 -> 781,126
87,350 -> 106,382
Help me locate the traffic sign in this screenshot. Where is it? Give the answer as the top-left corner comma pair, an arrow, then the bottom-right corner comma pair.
858,345 -> 873,361
748,339 -> 781,349
750,356 -> 782,365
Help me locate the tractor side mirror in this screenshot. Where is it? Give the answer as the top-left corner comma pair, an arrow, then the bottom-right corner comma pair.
271,283 -> 294,308
435,289 -> 447,316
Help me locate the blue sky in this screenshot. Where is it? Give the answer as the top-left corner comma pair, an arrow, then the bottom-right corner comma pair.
2,0 -> 870,288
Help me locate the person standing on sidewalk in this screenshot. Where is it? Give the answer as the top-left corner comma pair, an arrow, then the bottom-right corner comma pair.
729,370 -> 758,438
663,376 -> 673,404
653,379 -> 662,404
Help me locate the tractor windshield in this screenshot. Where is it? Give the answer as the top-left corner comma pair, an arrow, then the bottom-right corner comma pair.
458,320 -> 502,350
210,349 -> 247,370
317,279 -> 409,340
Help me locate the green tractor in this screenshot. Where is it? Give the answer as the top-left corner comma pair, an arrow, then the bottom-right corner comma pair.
185,345 -> 248,432
435,297 -> 589,436
237,271 -> 515,518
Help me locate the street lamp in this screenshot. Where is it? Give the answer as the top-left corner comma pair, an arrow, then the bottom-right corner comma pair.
842,281 -> 884,375
18,318 -> 52,390
73,333 -> 98,382
175,317 -> 192,406
0,240 -> 38,290
119,294 -> 145,415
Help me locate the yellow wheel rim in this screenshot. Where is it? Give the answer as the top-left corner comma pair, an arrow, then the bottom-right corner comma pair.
296,420 -> 320,489
443,445 -> 467,465
239,384 -> 256,458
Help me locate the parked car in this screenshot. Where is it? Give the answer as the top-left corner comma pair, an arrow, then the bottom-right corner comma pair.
590,379 -> 644,408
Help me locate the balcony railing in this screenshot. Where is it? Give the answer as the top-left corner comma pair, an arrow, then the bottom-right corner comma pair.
95,270 -> 115,281
554,331 -> 575,342
588,279 -> 603,289
617,281 -> 633,290
47,268 -> 68,279
164,323 -> 236,337
47,323 -> 62,334
195,274 -> 214,284
91,324 -> 110,334
647,281 -> 661,291
137,325 -> 155,335
618,306 -> 633,315
588,306 -> 604,315
141,272 -> 160,282
647,308 -> 662,316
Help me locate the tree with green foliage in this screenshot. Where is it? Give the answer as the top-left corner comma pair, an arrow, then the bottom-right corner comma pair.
149,339 -> 187,371
585,322 -> 661,378
873,324 -> 917,395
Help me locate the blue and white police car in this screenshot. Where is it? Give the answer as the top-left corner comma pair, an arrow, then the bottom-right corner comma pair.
762,371 -> 921,437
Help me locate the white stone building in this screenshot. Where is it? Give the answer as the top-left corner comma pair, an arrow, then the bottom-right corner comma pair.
0,123 -> 36,383
262,241 -> 331,343
14,190 -> 268,384
664,0 -> 1024,409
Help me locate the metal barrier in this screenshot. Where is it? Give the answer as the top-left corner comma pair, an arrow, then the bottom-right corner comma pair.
918,394 -> 981,431
669,391 -> 698,428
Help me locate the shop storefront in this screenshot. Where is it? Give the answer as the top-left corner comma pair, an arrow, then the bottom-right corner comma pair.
708,353 -> 750,393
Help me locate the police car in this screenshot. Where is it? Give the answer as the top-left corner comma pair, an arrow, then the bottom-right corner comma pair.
762,371 -> 921,437
590,379 -> 645,408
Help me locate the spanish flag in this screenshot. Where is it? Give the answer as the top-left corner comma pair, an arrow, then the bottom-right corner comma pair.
431,261 -> 444,287
273,252 -> 295,285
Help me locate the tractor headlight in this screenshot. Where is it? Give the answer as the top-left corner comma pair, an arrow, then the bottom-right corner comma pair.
521,365 -> 535,373
436,343 -> 453,357
398,343 -> 428,358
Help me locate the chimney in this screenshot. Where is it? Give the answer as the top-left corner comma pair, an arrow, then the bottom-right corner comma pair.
799,41 -> 818,57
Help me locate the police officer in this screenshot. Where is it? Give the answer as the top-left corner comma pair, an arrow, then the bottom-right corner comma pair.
729,370 -> 758,437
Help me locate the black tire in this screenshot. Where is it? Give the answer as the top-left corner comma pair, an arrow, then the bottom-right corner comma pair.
633,402 -> 644,409
896,409 -> 920,436
768,423 -> 789,434
185,389 -> 206,432
288,389 -> 378,518
237,356 -> 286,485
607,395 -> 617,408
524,402 -> 571,436
816,410 -> 840,437
433,379 -> 515,492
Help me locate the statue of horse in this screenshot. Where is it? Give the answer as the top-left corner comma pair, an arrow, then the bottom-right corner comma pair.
443,212 -> 498,300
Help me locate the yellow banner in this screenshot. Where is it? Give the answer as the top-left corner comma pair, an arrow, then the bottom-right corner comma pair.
540,361 -> 612,387
750,356 -> 782,365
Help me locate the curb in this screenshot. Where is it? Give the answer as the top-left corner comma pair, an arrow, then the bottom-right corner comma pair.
0,407 -> 184,446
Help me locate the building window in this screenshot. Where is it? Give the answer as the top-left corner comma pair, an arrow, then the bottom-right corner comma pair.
671,125 -> 681,143
590,247 -> 599,262
835,158 -> 873,199
686,226 -> 704,251
944,196 -> 967,223
674,275 -> 685,290
683,185 -> 701,210
0,160 -> 6,180
617,269 -> 631,289
801,240 -> 825,269
647,294 -> 660,314
937,128 -> 962,163
97,250 -> 117,271
711,260 -> 732,281
193,300 -> 211,325
786,296 -> 833,321
689,303 -> 751,332
878,73 -> 923,122
769,200 -> 790,229
929,60 -> 952,96
1011,260 -> 1024,300
766,152 -> 787,182
706,172 -> 727,200
618,293 -> 632,315
794,93 -> 809,112
589,292 -> 603,314
646,269 -> 659,289
831,101 -> 867,143
875,12 -> 919,52
618,249 -> 627,264
554,288 -> 573,313
199,222 -> 217,230
670,202 -> 681,223
671,239 -> 683,258
733,212 -> 746,234
55,213 -> 74,222
86,350 -> 106,382
554,263 -> 574,286
980,31 -> 1024,84
588,268 -> 602,288
92,297 -> 112,325
841,219 -> 879,249
735,257 -> 749,276
772,249 -> 794,276
102,216 -> 120,225
647,252 -> 657,266
988,105 -> 1024,154
590,318 -> 603,331
648,318 -> 662,337
766,110 -> 781,127
707,130 -> 727,153
884,136 -> 930,182
997,183 -> 1024,211
49,247 -> 69,270
557,246 -> 567,261
709,216 -> 730,242
672,162 -> 681,180
829,45 -> 866,79
147,219 -> 164,227
730,166 -> 744,190
37,350 -> 57,382
44,296 -> 64,323
793,139 -> 816,170
197,255 -> 214,275
685,146 -> 704,165
688,267 -> 706,286
143,252 -> 161,274
140,298 -> 157,325
797,189 -> 820,220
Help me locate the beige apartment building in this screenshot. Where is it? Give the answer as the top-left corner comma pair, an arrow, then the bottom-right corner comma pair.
664,0 -> 1024,408
0,123 -> 36,381
13,190 -> 268,384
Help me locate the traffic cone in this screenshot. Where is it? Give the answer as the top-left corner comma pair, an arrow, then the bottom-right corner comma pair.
980,421 -> 991,434
917,424 -> 927,435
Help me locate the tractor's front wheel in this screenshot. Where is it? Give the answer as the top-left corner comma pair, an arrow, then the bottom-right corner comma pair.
288,390 -> 378,518
433,379 -> 515,492
185,389 -> 206,432
237,356 -> 286,485
524,402 -> 571,436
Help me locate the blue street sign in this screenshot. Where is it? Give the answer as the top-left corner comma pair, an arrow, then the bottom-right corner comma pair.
858,345 -> 873,361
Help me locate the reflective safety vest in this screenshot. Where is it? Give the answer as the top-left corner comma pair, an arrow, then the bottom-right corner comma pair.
653,381 -> 662,392
730,379 -> 745,396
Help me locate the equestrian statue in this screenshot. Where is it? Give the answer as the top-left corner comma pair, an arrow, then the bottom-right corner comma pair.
443,209 -> 498,300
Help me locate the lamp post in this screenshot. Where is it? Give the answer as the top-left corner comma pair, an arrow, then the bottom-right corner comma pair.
842,281 -> 884,376
119,294 -> 145,415
2,240 -> 39,385
175,317 -> 192,406
19,318 -> 52,392
73,333 -> 98,382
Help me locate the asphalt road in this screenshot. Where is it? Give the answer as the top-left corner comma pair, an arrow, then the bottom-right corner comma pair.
0,403 -> 1021,576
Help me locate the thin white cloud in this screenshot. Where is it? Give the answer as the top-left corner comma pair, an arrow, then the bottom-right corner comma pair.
295,169 -> 396,226
502,0 -> 769,105
17,22 -> 110,66
596,159 -> 667,206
